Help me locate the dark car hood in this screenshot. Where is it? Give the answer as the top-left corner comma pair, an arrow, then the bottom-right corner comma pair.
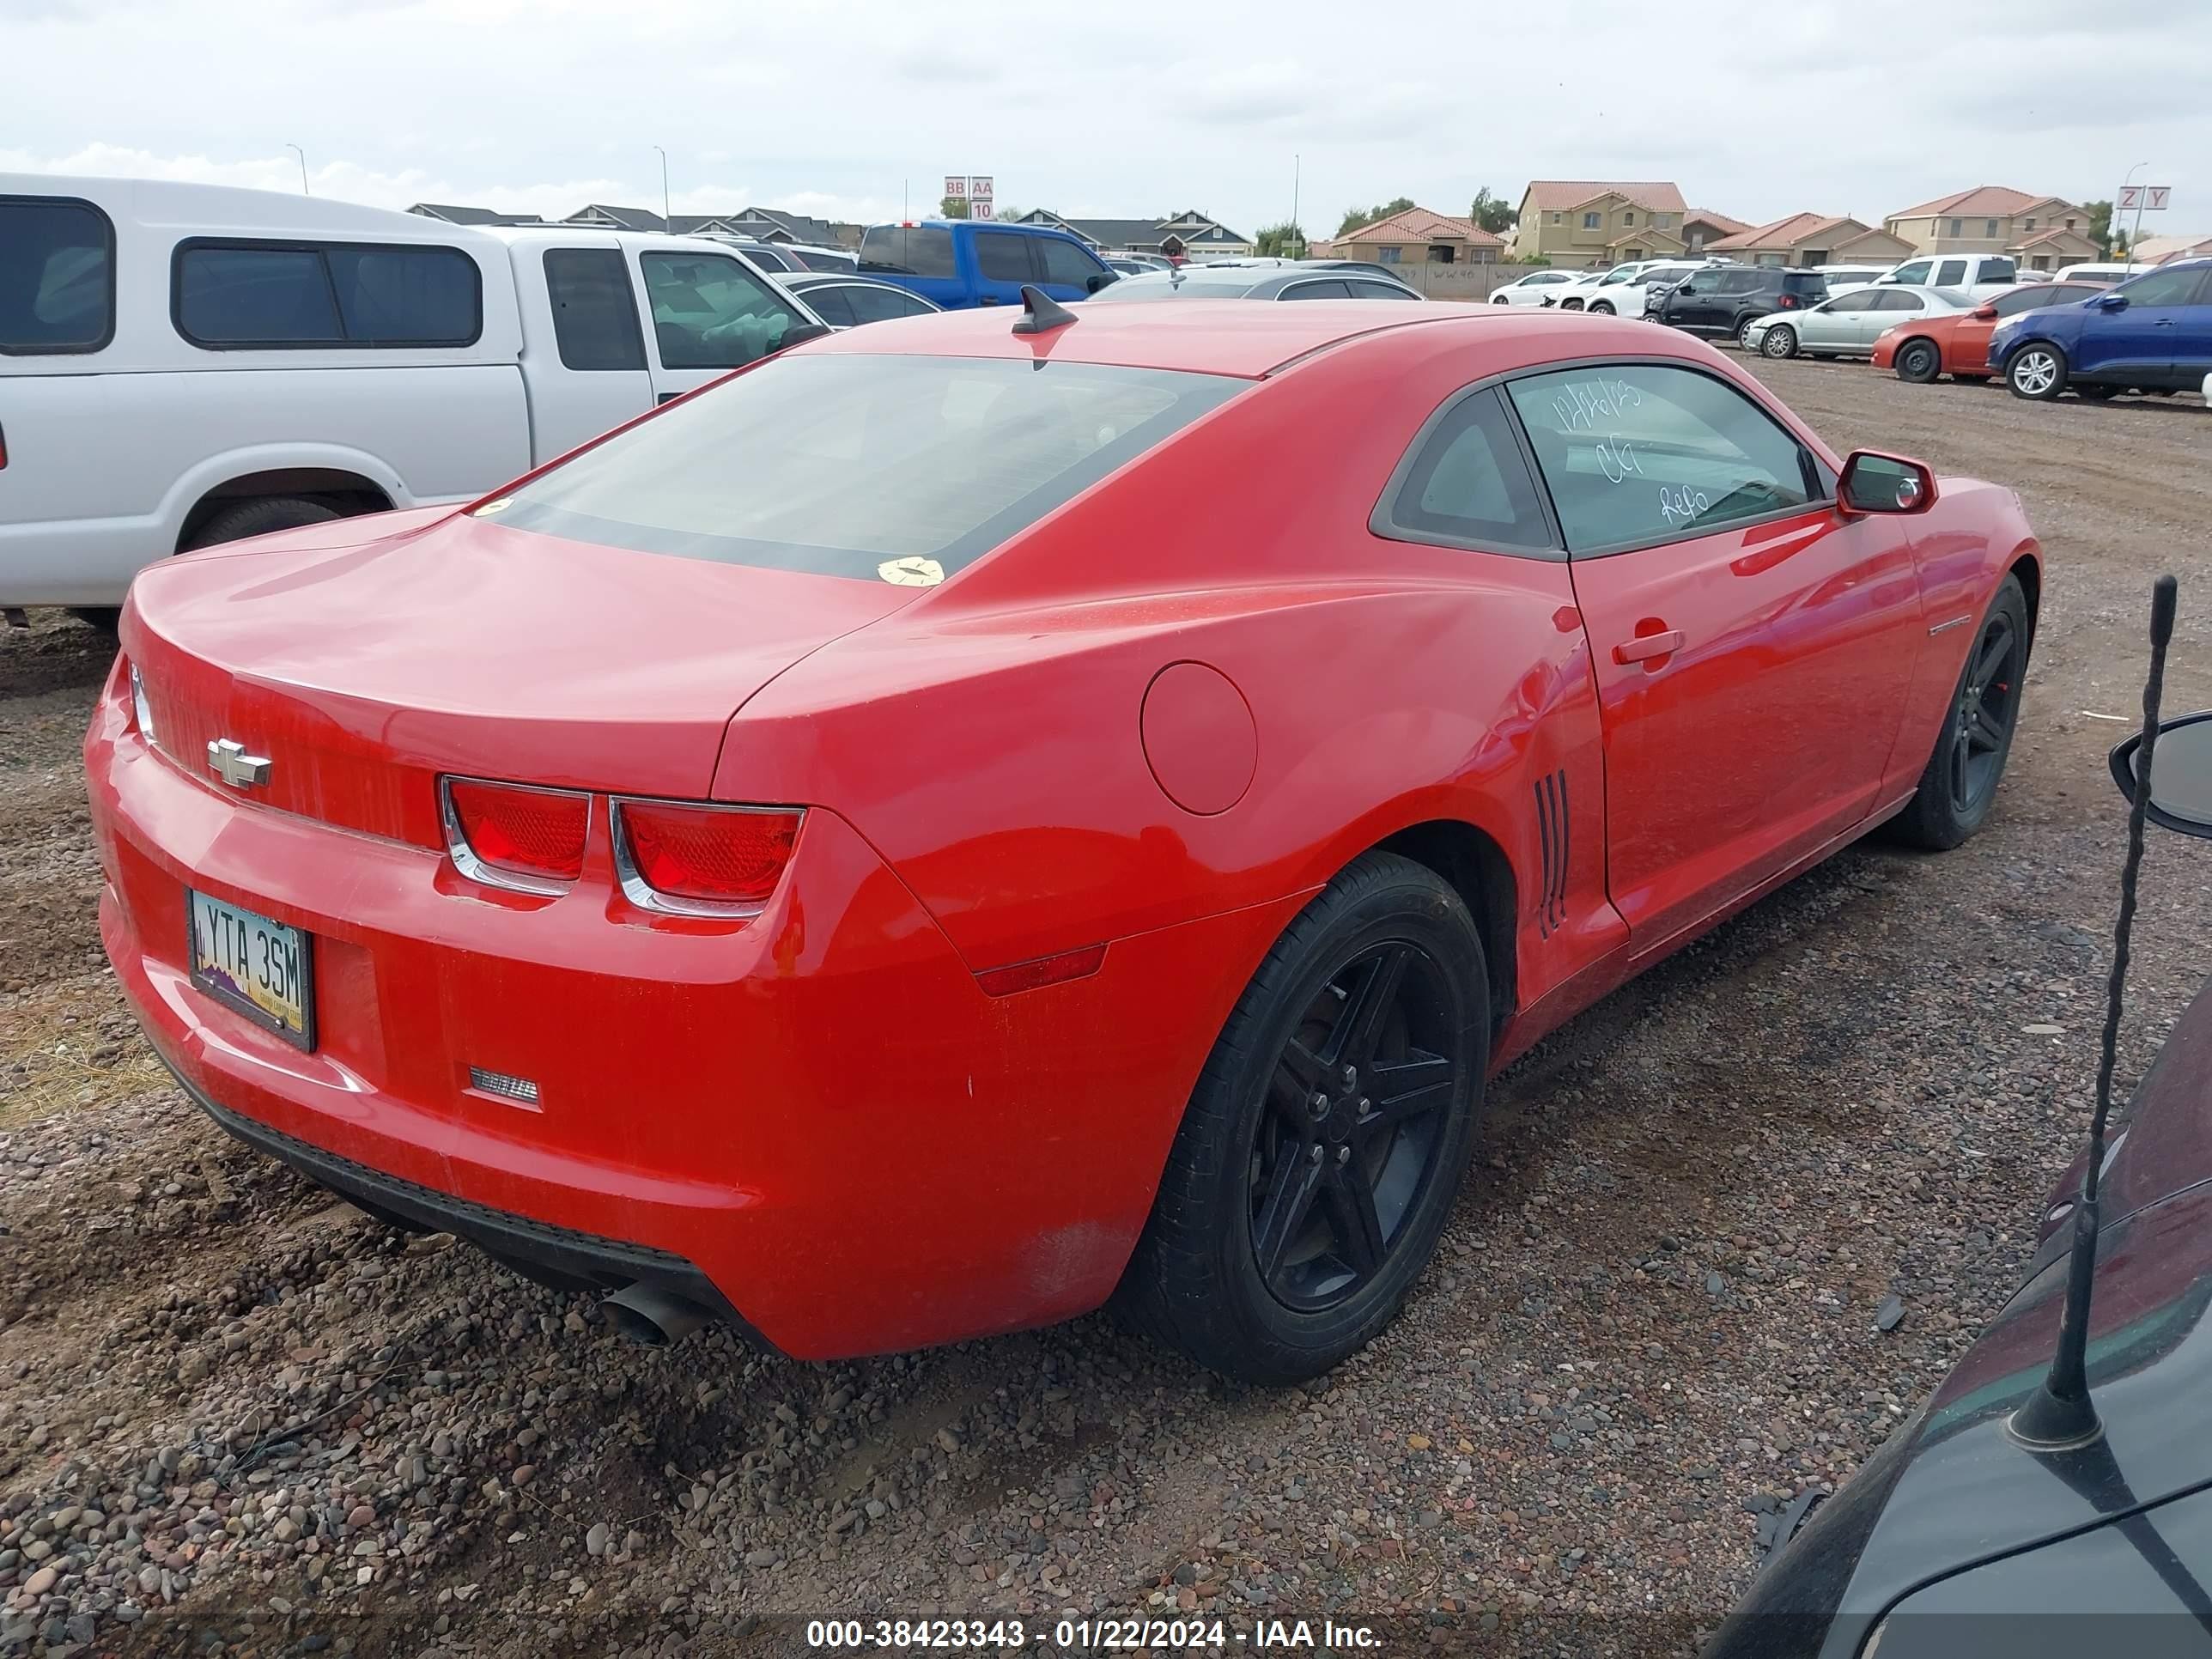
1710,981 -> 2212,1656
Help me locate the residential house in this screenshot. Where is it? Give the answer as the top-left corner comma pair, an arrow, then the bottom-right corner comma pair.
1315,207 -> 1503,266
2132,232 -> 2212,266
1881,187 -> 2100,272
1707,213 -> 1912,269
1507,181 -> 1689,266
407,204 -> 544,227
1012,209 -> 1252,259
562,204 -> 670,232
1680,209 -> 1752,255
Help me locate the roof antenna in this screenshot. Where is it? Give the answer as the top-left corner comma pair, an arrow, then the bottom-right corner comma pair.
2008,573 -> 2179,1452
1012,284 -> 1079,336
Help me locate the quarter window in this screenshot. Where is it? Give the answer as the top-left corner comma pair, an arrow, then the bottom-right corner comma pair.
1378,386 -> 1553,552
1505,364 -> 1817,555
0,196 -> 114,354
542,248 -> 647,371
175,240 -> 482,348
1279,279 -> 1350,300
638,251 -> 807,368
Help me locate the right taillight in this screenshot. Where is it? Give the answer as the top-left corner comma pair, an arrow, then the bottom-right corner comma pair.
611,799 -> 801,917
441,777 -> 591,895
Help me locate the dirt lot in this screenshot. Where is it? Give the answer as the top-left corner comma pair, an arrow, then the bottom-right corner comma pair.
2,361 -> 2209,1658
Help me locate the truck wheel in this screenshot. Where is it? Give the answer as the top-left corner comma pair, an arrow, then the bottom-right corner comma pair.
184,496 -> 341,552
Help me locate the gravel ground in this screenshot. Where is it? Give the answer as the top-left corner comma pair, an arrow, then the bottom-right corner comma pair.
2,360 -> 2209,1659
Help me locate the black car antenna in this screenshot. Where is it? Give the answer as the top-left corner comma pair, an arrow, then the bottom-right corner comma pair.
2009,573 -> 2180,1452
1012,284 -> 1078,336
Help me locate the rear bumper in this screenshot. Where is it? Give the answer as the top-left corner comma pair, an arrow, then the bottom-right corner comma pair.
87,659 -> 1298,1359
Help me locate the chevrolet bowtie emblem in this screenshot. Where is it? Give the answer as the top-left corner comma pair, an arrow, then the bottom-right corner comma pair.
206,738 -> 271,789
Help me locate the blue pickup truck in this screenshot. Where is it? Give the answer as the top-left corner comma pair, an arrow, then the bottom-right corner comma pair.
856,219 -> 1119,311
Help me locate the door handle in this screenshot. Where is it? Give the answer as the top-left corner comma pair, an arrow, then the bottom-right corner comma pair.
2152,318 -> 2177,327
655,392 -> 681,405
1613,629 -> 1684,665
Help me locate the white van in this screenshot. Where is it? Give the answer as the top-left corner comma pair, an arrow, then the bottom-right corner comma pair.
0,175 -> 826,611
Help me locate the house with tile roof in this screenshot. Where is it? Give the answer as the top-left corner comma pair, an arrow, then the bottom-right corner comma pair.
1680,209 -> 1753,254
2127,232 -> 2212,266
1010,210 -> 1251,259
1507,181 -> 1689,266
1314,207 -> 1504,266
1707,212 -> 1913,269
1881,186 -> 2099,270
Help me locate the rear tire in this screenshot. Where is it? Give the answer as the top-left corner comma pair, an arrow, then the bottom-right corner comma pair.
2007,343 -> 2067,400
1117,853 -> 1488,1384
1760,325 -> 1798,359
1895,338 -> 1942,383
183,495 -> 342,552
1886,574 -> 2029,850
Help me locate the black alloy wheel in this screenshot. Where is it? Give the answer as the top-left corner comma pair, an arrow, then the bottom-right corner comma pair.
1249,940 -> 1462,1312
1949,605 -> 2026,820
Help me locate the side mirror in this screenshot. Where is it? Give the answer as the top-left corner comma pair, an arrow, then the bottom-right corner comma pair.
2094,293 -> 2128,312
776,321 -> 834,349
1972,301 -> 1999,319
1838,451 -> 1936,515
1086,270 -> 1118,294
2111,713 -> 2212,839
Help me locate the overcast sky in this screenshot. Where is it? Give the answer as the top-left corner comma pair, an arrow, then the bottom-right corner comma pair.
4,0 -> 2207,240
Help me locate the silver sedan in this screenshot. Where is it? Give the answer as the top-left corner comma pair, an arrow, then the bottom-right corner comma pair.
1745,284 -> 1972,360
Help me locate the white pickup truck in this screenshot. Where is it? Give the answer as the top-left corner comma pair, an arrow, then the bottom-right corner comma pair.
0,175 -> 828,612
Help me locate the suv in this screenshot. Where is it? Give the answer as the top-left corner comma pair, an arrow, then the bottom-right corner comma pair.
1991,258 -> 2212,401
857,219 -> 1117,310
1651,266 -> 1830,347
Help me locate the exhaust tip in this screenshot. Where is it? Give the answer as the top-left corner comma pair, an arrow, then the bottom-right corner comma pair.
600,1281 -> 711,1346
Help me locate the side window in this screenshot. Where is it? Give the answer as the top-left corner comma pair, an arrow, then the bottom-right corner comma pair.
176,245 -> 342,345
1992,284 -> 2055,317
2114,268 -> 2205,308
175,240 -> 481,349
799,284 -> 857,327
1890,260 -> 1931,284
1347,281 -> 1420,301
1820,292 -> 1869,313
1505,364 -> 1817,555
975,233 -> 1036,284
1376,386 -> 1553,553
638,252 -> 805,368
1035,236 -> 1106,288
0,195 -> 114,355
858,226 -> 956,278
1279,279 -> 1350,300
1933,259 -> 1968,287
542,248 -> 647,371
838,285 -> 926,323
1873,291 -> 1925,313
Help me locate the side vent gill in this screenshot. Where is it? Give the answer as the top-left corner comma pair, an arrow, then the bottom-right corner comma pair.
1532,769 -> 1570,939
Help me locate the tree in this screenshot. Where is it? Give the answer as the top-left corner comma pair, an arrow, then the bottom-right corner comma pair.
1253,222 -> 1308,258
939,195 -> 971,220
1468,187 -> 1517,235
1336,197 -> 1416,238
2084,199 -> 2114,256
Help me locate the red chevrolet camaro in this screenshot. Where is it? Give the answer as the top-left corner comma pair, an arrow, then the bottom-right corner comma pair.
88,296 -> 2040,1383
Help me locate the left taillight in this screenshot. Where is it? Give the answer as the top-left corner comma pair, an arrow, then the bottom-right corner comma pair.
441,777 -> 591,896
129,662 -> 155,744
611,799 -> 801,917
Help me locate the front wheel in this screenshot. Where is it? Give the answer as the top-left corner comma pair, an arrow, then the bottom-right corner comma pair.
1589,300 -> 1615,315
2007,343 -> 2067,400
1117,853 -> 1488,1384
1735,314 -> 1764,349
1760,324 -> 1797,359
1886,574 -> 2029,850
1895,338 -> 1942,383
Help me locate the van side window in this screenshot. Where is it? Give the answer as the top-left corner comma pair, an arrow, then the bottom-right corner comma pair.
543,248 -> 647,371
0,196 -> 116,355
174,240 -> 482,349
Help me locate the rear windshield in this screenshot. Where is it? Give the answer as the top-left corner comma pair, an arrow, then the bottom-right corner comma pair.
485,354 -> 1242,582
860,226 -> 956,278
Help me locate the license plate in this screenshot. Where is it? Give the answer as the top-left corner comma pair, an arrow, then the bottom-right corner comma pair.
187,890 -> 315,1049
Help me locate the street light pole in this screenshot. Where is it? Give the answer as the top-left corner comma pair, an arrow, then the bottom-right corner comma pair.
653,145 -> 671,228
285,143 -> 308,196
2119,160 -> 2148,270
